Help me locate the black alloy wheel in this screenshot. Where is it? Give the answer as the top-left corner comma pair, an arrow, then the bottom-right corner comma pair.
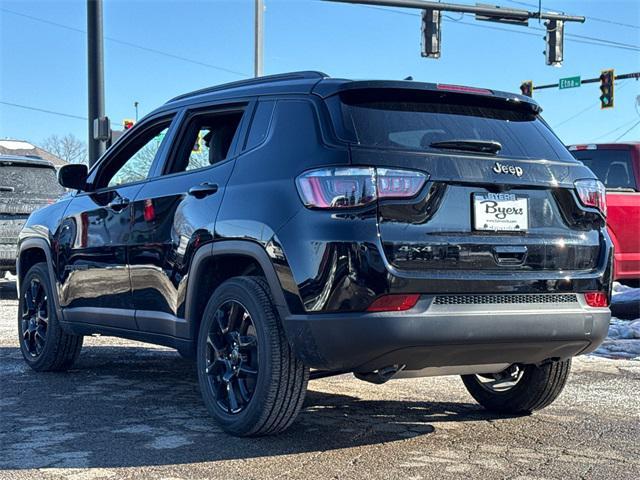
204,300 -> 259,414
20,278 -> 49,357
18,262 -> 83,372
196,276 -> 309,436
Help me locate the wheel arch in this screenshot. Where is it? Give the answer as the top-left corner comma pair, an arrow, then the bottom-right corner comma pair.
184,240 -> 291,342
17,238 -> 64,320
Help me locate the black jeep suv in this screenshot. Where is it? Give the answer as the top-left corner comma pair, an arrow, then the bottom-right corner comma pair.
17,72 -> 612,436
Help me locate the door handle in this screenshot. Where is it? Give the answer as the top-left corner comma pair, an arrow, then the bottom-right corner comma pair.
188,182 -> 219,199
106,197 -> 130,211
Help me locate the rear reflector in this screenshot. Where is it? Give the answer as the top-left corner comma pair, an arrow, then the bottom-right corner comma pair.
436,84 -> 493,95
584,292 -> 609,308
367,294 -> 420,312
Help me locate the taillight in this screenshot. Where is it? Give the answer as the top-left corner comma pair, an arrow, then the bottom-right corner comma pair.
367,294 -> 420,312
584,292 -> 609,308
377,168 -> 427,199
296,167 -> 427,209
574,179 -> 607,217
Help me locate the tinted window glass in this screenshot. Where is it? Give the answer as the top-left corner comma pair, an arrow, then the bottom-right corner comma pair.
0,165 -> 64,197
329,89 -> 574,161
571,148 -> 637,191
245,100 -> 275,151
169,110 -> 244,174
108,126 -> 169,187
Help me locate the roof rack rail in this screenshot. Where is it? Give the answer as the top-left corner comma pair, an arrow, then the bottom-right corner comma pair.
167,71 -> 329,104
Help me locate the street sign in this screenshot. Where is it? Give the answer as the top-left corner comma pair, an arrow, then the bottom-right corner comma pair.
559,76 -> 581,89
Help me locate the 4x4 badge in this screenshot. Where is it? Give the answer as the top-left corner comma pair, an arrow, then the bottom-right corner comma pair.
493,161 -> 523,177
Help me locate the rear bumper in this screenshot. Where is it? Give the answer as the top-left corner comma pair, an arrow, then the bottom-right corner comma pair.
283,295 -> 610,372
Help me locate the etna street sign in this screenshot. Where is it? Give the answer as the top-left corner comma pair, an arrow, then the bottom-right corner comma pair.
559,76 -> 581,89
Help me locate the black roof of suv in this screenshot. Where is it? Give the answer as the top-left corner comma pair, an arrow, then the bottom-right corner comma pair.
164,70 -> 541,110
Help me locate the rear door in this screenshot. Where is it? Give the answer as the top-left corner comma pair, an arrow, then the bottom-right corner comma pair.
0,159 -> 63,270
57,114 -> 176,328
326,88 -> 604,279
128,102 -> 250,337
570,144 -> 640,280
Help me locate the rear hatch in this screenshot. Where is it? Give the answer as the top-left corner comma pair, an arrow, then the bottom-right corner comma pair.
325,87 -> 605,275
0,158 -> 64,254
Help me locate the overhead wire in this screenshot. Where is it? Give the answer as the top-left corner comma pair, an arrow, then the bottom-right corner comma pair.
0,8 -> 250,77
0,101 -> 88,121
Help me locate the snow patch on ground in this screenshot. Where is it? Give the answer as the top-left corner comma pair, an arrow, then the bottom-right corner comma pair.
592,318 -> 640,360
590,282 -> 640,360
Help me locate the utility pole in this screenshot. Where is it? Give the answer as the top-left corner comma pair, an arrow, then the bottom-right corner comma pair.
254,0 -> 264,77
87,0 -> 106,166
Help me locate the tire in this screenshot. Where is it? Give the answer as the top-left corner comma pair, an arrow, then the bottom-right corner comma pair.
197,276 -> 309,436
461,360 -> 571,414
18,262 -> 83,372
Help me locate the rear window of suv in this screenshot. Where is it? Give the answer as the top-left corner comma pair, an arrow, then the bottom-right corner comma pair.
0,164 -> 64,198
570,148 -> 637,191
327,89 -> 575,161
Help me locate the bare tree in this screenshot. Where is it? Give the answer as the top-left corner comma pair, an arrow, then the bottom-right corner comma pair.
41,134 -> 88,164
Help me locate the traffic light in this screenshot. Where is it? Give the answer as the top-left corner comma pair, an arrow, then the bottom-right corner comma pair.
599,69 -> 615,109
421,9 -> 441,59
123,119 -> 135,130
544,19 -> 564,66
520,80 -> 533,97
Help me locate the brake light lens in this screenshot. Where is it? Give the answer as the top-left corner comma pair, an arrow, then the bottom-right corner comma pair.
568,144 -> 597,151
584,292 -> 609,308
574,179 -> 607,217
436,84 -> 493,95
367,294 -> 420,312
296,167 -> 427,209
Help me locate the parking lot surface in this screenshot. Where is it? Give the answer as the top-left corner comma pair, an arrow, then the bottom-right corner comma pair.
1,278 -> 639,480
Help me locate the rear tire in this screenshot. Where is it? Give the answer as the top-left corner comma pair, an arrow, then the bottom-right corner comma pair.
18,262 -> 83,372
197,276 -> 309,436
461,360 -> 571,414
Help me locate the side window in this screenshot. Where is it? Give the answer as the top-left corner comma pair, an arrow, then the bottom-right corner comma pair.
244,100 -> 275,151
169,109 -> 245,174
106,124 -> 170,188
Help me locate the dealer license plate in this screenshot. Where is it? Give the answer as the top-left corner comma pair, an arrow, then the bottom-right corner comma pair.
473,193 -> 528,232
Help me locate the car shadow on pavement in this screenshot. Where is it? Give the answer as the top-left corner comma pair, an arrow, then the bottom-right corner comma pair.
0,344 -> 512,470
0,279 -> 17,300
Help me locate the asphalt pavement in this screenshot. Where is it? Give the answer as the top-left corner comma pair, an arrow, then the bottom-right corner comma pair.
1,277 -> 638,480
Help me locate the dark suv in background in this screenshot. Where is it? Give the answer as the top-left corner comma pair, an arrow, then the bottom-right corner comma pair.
17,72 -> 612,436
0,155 -> 64,276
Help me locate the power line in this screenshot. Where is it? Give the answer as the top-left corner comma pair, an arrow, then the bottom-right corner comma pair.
0,8 -> 250,78
593,118 -> 640,141
614,119 -> 640,141
552,103 -> 599,129
0,100 -> 88,121
504,0 -> 640,30
551,81 -> 631,130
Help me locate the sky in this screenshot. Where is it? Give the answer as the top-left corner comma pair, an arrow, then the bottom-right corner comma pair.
0,0 -> 639,148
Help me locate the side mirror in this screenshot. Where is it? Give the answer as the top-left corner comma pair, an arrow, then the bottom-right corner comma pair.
58,164 -> 89,191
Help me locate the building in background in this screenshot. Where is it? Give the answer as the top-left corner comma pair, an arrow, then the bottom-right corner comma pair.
0,139 -> 67,167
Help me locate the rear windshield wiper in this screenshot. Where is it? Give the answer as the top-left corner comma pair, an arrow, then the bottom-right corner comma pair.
429,139 -> 502,155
